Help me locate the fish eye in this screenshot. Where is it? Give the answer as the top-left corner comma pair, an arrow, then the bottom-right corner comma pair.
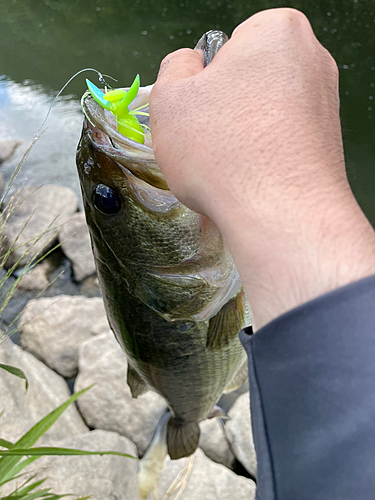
92,184 -> 121,215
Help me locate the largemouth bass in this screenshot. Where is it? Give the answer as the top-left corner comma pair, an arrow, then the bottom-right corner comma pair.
76,31 -> 249,464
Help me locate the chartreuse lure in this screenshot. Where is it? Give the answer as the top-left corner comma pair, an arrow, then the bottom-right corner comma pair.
86,74 -> 147,144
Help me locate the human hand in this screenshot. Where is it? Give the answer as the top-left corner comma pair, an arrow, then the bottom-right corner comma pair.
151,8 -> 342,216
150,9 -> 375,330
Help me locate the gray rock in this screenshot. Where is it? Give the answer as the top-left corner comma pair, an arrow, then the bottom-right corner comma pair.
0,268 -> 19,325
19,295 -> 110,377
199,418 -> 235,469
44,255 -> 83,297
0,172 -> 5,197
75,333 -> 167,456
1,185 -> 78,269
225,392 -> 257,478
17,260 -> 51,291
1,430 -> 139,500
0,338 -> 88,445
80,274 -> 101,297
152,448 -> 256,500
58,212 -> 96,281
0,139 -> 20,164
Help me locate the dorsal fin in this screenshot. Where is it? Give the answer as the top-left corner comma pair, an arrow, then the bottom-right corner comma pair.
206,288 -> 245,350
127,365 -> 148,398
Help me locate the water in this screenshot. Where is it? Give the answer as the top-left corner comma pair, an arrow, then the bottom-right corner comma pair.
0,0 -> 374,223
0,78 -> 82,203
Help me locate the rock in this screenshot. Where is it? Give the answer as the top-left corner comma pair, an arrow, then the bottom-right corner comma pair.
75,333 -> 167,456
19,295 -> 110,377
199,418 -> 235,469
58,212 -> 96,281
80,274 -> 101,297
0,172 -> 5,197
17,259 -> 51,291
1,430 -> 139,500
0,268 -> 19,324
151,448 -> 256,500
44,253 -> 83,297
0,338 -> 88,445
225,392 -> 257,478
1,185 -> 78,269
0,287 -> 37,335
0,139 -> 20,164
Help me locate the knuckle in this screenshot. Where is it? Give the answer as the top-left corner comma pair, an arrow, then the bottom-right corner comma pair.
157,48 -> 199,79
326,51 -> 339,78
279,8 -> 310,26
235,9 -> 313,41
316,45 -> 339,80
149,80 -> 165,109
254,8 -> 311,32
160,48 -> 194,68
158,54 -> 173,77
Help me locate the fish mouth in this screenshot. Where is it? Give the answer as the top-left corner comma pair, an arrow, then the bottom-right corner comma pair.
81,84 -> 169,190
80,28 -> 229,191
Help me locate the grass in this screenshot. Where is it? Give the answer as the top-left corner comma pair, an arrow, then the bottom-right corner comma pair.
0,139 -> 136,499
0,386 -> 136,499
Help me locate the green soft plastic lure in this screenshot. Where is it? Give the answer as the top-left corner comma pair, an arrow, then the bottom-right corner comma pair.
86,75 -> 146,144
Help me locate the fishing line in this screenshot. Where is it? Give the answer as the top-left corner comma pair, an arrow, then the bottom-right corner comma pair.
0,68 -> 117,208
40,68 -> 118,133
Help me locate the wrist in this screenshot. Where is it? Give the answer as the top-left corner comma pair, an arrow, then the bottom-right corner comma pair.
210,178 -> 375,331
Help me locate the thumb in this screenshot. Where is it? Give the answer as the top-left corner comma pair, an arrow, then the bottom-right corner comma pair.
156,48 -> 204,82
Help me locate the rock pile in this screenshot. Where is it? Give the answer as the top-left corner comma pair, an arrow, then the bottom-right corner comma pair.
1,185 -> 78,268
0,184 -> 257,499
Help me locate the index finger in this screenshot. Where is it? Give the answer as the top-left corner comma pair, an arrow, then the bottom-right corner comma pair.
156,48 -> 204,82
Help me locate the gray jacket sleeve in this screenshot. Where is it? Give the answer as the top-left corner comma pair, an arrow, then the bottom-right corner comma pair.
239,274 -> 375,500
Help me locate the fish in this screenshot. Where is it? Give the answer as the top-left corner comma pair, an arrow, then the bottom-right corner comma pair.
76,30 -> 249,472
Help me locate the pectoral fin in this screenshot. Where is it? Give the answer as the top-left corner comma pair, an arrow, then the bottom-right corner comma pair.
208,405 -> 229,419
224,360 -> 249,393
206,289 -> 245,350
167,419 -> 200,460
127,365 -> 148,398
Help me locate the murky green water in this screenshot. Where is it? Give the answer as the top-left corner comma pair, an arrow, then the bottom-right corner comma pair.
0,0 -> 374,222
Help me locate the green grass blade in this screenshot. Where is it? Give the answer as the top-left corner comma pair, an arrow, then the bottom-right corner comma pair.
0,386 -> 92,480
1,473 -> 38,498
0,471 -> 31,488
5,489 -> 52,500
9,477 -> 47,495
1,456 -> 40,485
14,387 -> 92,448
0,447 -> 136,458
0,438 -> 14,449
3,480 -> 84,499
0,364 -> 28,390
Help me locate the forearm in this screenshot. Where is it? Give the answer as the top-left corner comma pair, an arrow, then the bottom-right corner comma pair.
213,173 -> 375,330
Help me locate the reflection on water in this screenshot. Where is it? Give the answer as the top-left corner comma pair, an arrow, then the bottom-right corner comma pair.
0,77 -> 83,203
0,0 -> 374,223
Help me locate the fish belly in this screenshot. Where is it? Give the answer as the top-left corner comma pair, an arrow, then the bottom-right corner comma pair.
96,258 -> 246,424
